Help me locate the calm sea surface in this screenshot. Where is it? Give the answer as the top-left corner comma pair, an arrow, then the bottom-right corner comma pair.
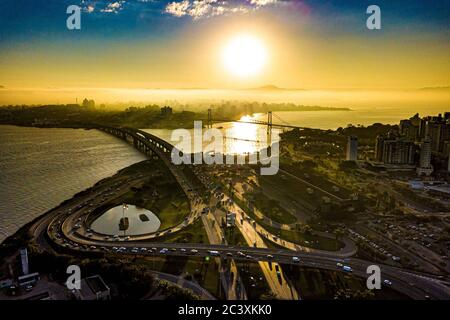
0,125 -> 147,243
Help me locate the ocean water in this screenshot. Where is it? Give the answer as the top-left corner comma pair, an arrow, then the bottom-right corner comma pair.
0,125 -> 147,243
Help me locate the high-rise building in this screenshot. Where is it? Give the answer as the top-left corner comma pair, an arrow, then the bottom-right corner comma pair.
399,113 -> 421,140
423,114 -> 450,153
82,98 -> 95,108
375,132 -> 415,165
375,113 -> 450,174
346,136 -> 358,161
20,248 -> 29,275
417,137 -> 433,176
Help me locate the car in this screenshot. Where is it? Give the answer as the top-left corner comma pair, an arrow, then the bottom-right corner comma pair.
226,252 -> 233,257
180,248 -> 187,253
292,256 -> 300,263
208,250 -> 220,256
159,248 -> 168,254
336,262 -> 343,267
266,255 -> 274,260
190,249 -> 198,254
383,279 -> 392,286
342,266 -> 352,272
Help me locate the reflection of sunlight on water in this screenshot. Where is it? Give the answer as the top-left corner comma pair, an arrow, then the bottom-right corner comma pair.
224,114 -> 280,155
144,114 -> 281,156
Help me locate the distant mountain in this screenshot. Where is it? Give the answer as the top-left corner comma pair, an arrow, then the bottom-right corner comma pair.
417,86 -> 450,91
246,85 -> 303,91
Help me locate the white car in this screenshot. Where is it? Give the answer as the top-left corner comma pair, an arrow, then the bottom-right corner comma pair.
208,250 -> 220,256
383,279 -> 392,286
342,266 -> 353,272
292,256 -> 300,263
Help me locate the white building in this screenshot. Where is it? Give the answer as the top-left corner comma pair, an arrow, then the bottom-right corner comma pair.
346,136 -> 358,161
20,248 -> 29,275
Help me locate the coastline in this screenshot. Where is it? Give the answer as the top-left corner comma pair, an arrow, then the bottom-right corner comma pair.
0,160 -> 146,251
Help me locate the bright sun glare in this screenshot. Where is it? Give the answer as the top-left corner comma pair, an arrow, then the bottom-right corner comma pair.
222,35 -> 267,78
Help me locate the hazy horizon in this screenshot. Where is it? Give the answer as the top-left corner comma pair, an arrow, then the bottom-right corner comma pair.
1,87 -> 448,110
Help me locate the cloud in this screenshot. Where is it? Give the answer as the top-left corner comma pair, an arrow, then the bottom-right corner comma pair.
101,1 -> 126,13
249,0 -> 277,6
165,0 -> 190,17
188,0 -> 218,19
165,0 -> 278,20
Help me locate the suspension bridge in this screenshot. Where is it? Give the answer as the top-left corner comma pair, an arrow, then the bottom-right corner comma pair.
204,109 -> 304,144
205,109 -> 304,130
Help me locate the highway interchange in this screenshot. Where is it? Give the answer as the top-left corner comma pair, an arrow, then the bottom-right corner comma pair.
29,127 -> 450,300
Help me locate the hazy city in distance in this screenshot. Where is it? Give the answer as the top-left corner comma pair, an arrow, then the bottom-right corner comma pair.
0,0 -> 449,307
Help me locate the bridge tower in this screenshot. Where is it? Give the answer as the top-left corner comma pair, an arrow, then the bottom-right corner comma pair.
267,111 -> 273,147
207,108 -> 212,129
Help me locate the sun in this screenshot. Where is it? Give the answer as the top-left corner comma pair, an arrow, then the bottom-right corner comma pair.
222,35 -> 268,78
